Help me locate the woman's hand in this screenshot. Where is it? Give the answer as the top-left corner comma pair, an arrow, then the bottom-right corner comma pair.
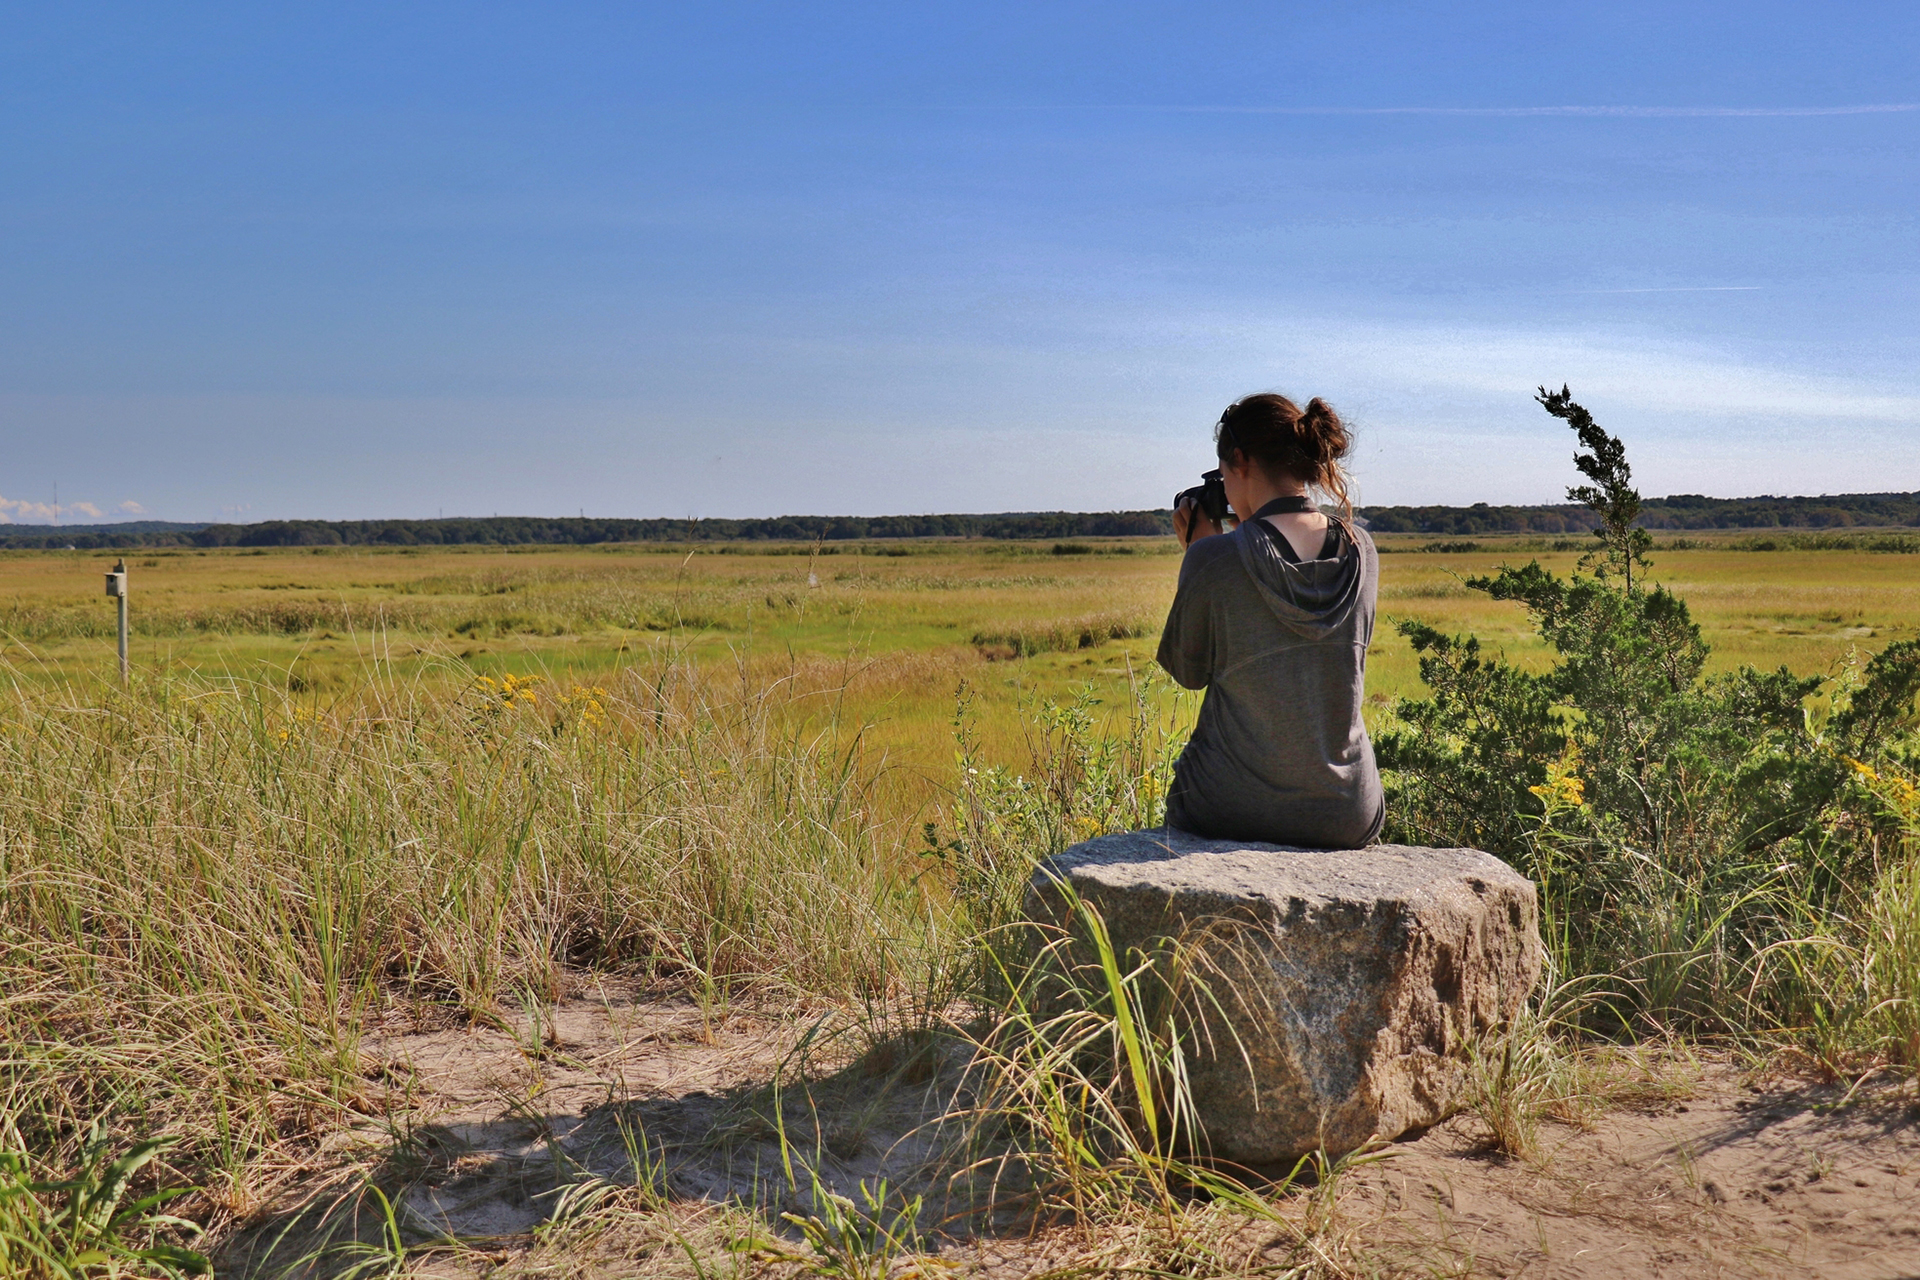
1174,497 -> 1224,548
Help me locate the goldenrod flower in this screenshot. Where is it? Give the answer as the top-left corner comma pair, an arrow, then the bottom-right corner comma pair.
1529,745 -> 1587,813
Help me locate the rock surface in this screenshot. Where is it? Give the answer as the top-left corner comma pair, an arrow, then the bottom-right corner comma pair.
1025,829 -> 1543,1166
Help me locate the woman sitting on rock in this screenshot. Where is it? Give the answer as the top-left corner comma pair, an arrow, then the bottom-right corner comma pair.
1159,392 -> 1383,849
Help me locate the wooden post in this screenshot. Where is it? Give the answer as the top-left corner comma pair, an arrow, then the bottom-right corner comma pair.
105,559 -> 129,684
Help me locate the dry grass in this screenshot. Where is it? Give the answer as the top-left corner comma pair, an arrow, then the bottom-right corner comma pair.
0,649 -> 955,1243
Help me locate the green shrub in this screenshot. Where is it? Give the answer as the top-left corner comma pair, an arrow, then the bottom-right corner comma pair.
1378,388 -> 1920,1036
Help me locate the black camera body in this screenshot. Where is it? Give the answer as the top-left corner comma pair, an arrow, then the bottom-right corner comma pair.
1174,469 -> 1231,525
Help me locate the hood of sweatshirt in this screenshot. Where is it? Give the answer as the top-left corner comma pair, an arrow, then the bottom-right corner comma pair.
1230,517 -> 1375,642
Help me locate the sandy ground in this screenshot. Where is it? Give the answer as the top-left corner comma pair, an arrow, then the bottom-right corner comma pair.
1330,1078 -> 1920,1277
227,982 -> 1920,1279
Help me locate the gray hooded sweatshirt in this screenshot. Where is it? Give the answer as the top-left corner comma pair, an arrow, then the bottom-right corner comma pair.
1155,515 -> 1384,849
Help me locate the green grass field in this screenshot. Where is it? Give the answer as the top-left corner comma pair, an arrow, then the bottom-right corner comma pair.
8,533 -> 1915,764
4,531 -> 1912,850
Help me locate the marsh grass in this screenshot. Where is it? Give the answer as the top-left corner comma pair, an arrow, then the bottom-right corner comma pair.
8,539 -> 1915,714
967,610 -> 1157,659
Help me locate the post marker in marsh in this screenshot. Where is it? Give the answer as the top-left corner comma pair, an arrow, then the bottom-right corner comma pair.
104,558 -> 129,684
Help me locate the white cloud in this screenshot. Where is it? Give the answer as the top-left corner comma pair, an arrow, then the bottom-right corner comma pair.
1068,312 -> 1920,504
117,500 -> 147,515
0,496 -> 123,523
0,497 -> 55,523
1319,325 -> 1920,424
1310,324 -> 1920,501
1122,313 -> 1920,429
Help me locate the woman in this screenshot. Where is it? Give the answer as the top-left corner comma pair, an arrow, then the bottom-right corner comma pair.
1158,392 -> 1384,848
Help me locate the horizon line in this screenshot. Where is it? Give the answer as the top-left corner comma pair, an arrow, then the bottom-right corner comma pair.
3,489 -> 1918,531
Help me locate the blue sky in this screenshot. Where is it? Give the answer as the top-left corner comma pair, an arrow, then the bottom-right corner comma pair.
3,2 -> 1917,522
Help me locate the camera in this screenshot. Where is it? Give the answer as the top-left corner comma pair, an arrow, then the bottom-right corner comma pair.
1174,469 -> 1231,526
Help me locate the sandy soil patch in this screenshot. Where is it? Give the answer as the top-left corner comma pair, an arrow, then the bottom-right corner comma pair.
1332,1076 -> 1920,1277
224,983 -> 1920,1278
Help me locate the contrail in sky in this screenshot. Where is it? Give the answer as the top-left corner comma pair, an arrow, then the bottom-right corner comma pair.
1004,103 -> 1920,118
1574,286 -> 1764,294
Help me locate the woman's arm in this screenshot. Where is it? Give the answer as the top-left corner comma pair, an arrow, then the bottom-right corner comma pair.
1156,538 -> 1225,690
1174,495 -> 1225,549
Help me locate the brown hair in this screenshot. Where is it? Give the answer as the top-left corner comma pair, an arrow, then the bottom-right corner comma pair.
1215,392 -> 1353,518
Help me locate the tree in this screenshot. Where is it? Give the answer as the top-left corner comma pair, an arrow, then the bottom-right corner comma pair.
1536,385 -> 1654,591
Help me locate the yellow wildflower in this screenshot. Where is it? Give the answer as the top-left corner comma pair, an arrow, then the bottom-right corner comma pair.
1529,745 -> 1587,814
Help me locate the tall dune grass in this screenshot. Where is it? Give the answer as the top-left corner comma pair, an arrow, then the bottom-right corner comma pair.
0,650 -> 953,1218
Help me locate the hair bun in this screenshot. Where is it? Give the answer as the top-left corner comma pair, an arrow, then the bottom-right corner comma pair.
1214,391 -> 1354,517
1297,398 -> 1343,464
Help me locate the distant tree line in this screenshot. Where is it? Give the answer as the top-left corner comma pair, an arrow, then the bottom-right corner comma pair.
2,491 -> 1914,549
0,510 -> 1176,549
1359,491 -> 1920,535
